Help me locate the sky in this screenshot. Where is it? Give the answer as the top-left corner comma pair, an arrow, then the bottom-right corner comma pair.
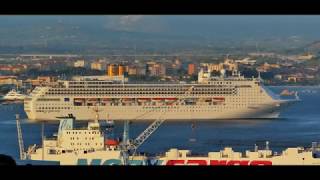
1,15 -> 320,37
0,15 -> 320,52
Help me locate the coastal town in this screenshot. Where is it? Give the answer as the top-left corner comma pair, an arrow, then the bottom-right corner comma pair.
0,51 -> 319,95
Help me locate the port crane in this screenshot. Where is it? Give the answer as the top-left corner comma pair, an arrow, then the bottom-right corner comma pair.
119,116 -> 166,165
16,114 -> 26,160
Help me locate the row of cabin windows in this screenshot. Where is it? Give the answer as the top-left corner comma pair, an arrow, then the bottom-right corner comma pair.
36,98 -> 60,101
36,110 -> 58,112
75,103 -> 227,107
71,137 -> 95,141
66,86 -> 235,90
60,89 -> 234,94
70,143 -> 102,146
50,88 -> 235,91
209,82 -> 232,85
37,107 -> 71,110
68,81 -> 235,86
136,107 -> 251,112
47,92 -> 234,95
67,83 -> 233,87
66,131 -> 100,135
69,81 -> 113,85
69,83 -> 235,86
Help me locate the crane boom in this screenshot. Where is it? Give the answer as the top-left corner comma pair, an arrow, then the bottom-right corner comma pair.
16,114 -> 26,160
129,118 -> 165,151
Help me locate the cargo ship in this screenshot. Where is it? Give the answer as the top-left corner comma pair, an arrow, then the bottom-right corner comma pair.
19,115 -> 320,166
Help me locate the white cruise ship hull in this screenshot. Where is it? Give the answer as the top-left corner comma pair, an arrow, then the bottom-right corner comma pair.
25,100 -> 295,121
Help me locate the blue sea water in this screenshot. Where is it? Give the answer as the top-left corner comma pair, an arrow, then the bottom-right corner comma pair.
0,86 -> 320,163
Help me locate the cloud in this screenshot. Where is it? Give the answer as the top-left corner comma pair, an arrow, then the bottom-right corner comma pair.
104,15 -> 145,32
118,15 -> 144,27
104,15 -> 167,33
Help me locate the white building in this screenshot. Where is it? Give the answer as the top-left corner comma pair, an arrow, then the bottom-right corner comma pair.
74,60 -> 85,68
90,62 -> 103,70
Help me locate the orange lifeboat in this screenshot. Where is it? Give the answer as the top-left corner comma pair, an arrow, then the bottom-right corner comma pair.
152,98 -> 165,101
212,97 -> 225,101
165,98 -> 178,102
138,98 -> 151,102
105,139 -> 119,146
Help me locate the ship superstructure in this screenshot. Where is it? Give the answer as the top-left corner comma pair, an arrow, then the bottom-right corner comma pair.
24,70 -> 299,121
25,114 -> 147,165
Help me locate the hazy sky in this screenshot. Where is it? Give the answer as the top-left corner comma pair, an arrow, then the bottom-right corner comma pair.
1,15 -> 320,42
0,15 -> 319,30
0,15 -> 318,39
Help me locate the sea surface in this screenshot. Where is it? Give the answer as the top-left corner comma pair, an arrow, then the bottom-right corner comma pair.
1,86 -> 320,163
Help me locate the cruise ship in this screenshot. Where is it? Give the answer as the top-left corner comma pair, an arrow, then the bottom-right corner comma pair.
24,69 -> 299,121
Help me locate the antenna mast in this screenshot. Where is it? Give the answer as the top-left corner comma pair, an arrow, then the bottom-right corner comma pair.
134,44 -> 137,61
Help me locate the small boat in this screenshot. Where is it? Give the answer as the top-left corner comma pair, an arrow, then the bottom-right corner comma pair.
2,89 -> 26,101
280,89 -> 295,96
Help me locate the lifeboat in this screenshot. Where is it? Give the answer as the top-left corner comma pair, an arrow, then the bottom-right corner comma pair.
204,98 -> 212,103
122,98 -> 134,102
138,98 -> 151,102
152,98 -> 165,101
212,97 -> 225,101
87,98 -> 98,102
105,139 -> 119,146
164,98 -> 178,102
